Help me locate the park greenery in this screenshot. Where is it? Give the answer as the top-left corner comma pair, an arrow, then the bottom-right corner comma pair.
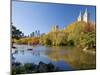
12,21 -> 96,50
40,21 -> 96,50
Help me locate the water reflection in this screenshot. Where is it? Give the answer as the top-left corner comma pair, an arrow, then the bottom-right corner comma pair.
12,44 -> 96,71
11,45 -> 73,70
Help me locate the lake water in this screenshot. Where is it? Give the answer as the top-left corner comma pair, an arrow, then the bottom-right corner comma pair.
12,44 -> 96,71
12,44 -> 73,71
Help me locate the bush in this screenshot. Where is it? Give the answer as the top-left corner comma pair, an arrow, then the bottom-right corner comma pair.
67,40 -> 74,46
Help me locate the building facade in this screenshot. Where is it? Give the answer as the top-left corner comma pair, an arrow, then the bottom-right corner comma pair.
77,8 -> 90,23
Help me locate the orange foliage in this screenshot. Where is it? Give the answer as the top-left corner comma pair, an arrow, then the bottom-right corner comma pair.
31,37 -> 39,45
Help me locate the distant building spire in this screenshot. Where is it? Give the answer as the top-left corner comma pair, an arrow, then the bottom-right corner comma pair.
52,25 -> 59,32
77,8 -> 89,23
83,8 -> 89,23
77,11 -> 83,21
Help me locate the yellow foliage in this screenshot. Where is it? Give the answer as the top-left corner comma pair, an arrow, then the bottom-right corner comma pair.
15,37 -> 39,45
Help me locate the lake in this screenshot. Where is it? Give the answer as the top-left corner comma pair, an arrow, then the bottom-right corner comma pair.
11,44 -> 96,71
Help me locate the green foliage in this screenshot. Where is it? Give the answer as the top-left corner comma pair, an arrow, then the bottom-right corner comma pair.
40,31 -> 68,46
79,30 -> 96,49
66,21 -> 96,48
40,21 -> 95,48
40,34 -> 51,45
12,21 -> 96,49
12,25 -> 24,40
67,40 -> 74,46
15,37 -> 39,45
12,24 -> 25,45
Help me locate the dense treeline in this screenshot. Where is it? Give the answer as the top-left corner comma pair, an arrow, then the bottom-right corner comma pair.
12,23 -> 25,44
12,21 -> 96,50
40,31 -> 68,46
15,37 -> 39,45
40,21 -> 96,49
12,25 -> 24,39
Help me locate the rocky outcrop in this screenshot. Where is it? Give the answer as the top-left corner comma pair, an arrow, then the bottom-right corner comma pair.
12,61 -> 59,75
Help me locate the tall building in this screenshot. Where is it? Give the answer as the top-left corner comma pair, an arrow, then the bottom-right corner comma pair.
83,8 -> 89,23
34,30 -> 40,37
52,25 -> 59,32
77,8 -> 90,23
77,11 -> 83,21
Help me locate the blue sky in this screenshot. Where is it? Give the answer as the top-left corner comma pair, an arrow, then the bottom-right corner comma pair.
12,1 -> 96,35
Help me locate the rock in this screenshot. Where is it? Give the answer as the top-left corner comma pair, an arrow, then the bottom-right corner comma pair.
12,62 -> 21,66
12,61 -> 58,74
83,46 -> 88,51
27,48 -> 33,51
12,46 -> 16,49
37,62 -> 48,72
